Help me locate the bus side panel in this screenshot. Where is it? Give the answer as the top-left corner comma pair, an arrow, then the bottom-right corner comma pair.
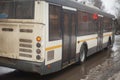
103,32 -> 112,47
76,34 -> 98,57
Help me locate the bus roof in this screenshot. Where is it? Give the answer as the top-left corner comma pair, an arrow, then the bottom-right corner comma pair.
44,0 -> 115,18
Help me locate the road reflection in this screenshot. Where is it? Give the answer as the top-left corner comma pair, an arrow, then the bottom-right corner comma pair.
0,50 -> 112,80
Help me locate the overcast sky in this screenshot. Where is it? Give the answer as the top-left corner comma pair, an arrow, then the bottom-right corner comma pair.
101,0 -> 116,16
76,0 -> 117,16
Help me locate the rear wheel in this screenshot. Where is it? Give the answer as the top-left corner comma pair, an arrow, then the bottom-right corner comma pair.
79,46 -> 87,63
107,37 -> 112,48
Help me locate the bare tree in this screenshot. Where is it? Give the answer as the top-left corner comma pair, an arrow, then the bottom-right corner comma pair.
93,0 -> 102,9
115,0 -> 120,17
76,0 -> 102,9
114,0 -> 120,20
114,0 -> 120,33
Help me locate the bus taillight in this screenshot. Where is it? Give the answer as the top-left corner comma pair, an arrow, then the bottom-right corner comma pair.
36,43 -> 41,48
36,49 -> 41,54
36,55 -> 41,60
93,13 -> 98,20
36,36 -> 41,42
36,36 -> 42,60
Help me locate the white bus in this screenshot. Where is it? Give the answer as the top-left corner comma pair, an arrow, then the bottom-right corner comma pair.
0,0 -> 115,75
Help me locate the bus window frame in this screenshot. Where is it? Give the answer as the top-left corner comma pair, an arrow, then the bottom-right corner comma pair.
49,4 -> 62,41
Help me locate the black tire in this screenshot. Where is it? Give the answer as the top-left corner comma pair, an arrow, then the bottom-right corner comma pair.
79,46 -> 87,63
107,38 -> 112,48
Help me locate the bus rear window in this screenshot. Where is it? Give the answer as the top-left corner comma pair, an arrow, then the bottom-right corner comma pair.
0,0 -> 34,19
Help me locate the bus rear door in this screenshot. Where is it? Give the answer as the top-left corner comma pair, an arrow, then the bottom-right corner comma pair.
62,9 -> 76,68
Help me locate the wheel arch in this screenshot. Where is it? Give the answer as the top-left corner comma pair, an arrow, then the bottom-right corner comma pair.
78,41 -> 88,63
79,41 -> 88,56
82,42 -> 88,52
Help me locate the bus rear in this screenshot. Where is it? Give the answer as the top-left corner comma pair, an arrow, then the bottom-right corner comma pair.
0,0 -> 46,75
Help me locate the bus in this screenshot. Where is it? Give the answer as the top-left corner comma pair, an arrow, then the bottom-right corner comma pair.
0,0 -> 115,75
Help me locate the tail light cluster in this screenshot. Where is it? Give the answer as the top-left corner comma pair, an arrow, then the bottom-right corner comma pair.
36,36 -> 41,60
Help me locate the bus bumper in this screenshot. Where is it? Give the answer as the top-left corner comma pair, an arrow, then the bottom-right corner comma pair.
0,57 -> 45,75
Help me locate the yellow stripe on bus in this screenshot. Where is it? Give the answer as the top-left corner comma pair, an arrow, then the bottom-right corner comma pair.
45,45 -> 62,51
45,34 -> 112,51
78,34 -> 112,43
79,37 -> 97,43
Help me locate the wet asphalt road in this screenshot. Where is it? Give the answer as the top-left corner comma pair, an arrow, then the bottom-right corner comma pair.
0,35 -> 120,80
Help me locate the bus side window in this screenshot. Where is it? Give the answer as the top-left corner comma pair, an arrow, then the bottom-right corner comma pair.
77,11 -> 89,36
88,13 -> 97,34
103,17 -> 112,32
77,11 -> 96,36
49,4 -> 61,41
103,17 -> 107,32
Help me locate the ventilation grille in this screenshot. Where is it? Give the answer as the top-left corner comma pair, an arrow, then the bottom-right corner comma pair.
47,50 -> 54,61
20,29 -> 33,33
19,39 -> 32,43
19,48 -> 32,53
19,53 -> 32,58
2,28 -> 14,32
19,43 -> 32,48
19,39 -> 33,58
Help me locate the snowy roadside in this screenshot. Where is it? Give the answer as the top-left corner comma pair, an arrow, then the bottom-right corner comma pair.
108,72 -> 120,80
81,50 -> 120,80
